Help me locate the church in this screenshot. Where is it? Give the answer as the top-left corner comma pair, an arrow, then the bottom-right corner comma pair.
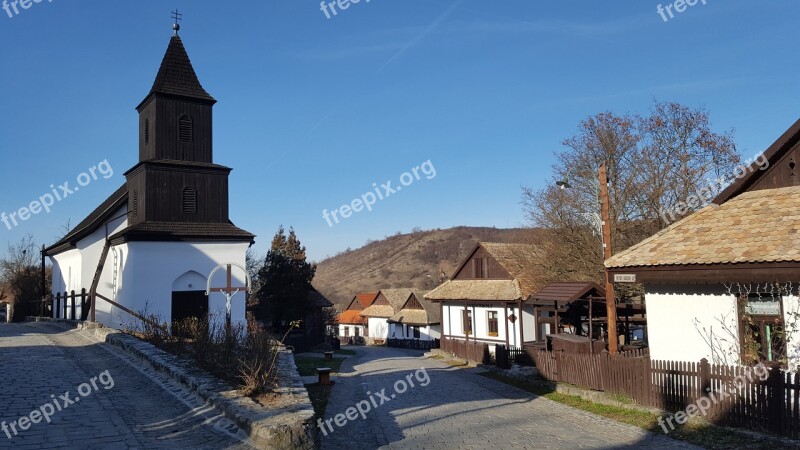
44,26 -> 255,330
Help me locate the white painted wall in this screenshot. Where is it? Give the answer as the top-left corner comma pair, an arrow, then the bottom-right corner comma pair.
388,323 -> 441,341
645,285 -> 740,365
441,302 -> 521,346
522,304 -> 536,343
783,295 -> 800,371
338,324 -> 365,337
367,317 -> 389,339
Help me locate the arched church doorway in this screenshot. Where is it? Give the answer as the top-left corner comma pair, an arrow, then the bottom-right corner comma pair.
171,271 -> 208,332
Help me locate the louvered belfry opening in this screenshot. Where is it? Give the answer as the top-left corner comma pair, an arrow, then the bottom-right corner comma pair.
178,115 -> 193,142
182,187 -> 197,214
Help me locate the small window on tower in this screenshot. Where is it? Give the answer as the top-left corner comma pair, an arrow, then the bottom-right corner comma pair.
144,119 -> 150,145
178,115 -> 193,142
182,187 -> 197,214
132,190 -> 138,217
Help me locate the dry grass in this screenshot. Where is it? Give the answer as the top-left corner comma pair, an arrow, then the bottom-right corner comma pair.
124,312 -> 283,396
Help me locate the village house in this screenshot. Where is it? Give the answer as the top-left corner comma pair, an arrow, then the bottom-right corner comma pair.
387,291 -> 441,348
606,119 -> 800,368
426,243 -> 540,352
359,288 -> 413,344
336,292 -> 377,343
43,32 -> 254,330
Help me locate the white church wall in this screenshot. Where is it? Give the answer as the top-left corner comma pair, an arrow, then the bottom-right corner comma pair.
102,240 -> 250,330
51,248 -> 82,293
645,284 -> 740,365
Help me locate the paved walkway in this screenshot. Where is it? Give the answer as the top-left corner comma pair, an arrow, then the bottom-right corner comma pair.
321,346 -> 702,450
0,322 -> 254,450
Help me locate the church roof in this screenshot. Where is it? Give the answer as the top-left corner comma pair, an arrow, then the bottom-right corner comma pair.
138,35 -> 215,109
45,184 -> 128,255
109,221 -> 254,244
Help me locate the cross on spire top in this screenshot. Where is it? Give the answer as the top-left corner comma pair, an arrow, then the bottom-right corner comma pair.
171,9 -> 182,36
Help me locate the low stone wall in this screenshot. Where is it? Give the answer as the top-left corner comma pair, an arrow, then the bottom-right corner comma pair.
27,317 -> 316,449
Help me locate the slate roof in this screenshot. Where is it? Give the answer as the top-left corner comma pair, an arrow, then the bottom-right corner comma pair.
139,35 -> 216,107
606,185 -> 800,268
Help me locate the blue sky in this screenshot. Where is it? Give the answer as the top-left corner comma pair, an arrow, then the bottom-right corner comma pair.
0,0 -> 797,262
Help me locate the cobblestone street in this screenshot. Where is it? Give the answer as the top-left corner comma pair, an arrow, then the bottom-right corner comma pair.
0,322 -> 253,450
321,346 -> 702,450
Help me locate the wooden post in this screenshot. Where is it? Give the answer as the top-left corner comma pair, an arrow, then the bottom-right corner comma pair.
767,364 -> 784,434
589,297 -> 594,354
698,358 -> 711,405
518,299 -> 524,345
40,244 -> 46,317
600,163 -> 619,354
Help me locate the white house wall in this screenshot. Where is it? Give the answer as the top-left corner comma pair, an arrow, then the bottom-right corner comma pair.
441,302 -> 521,348
388,323 -> 441,341
367,317 -> 389,339
645,284 -> 740,365
784,295 -> 800,371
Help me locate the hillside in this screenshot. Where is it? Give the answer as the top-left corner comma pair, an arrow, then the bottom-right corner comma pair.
313,226 -> 532,308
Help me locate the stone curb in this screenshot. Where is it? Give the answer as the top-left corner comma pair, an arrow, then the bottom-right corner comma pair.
26,317 -> 317,450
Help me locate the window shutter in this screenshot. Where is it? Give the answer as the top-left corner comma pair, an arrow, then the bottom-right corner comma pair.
178,115 -> 193,142
182,187 -> 197,214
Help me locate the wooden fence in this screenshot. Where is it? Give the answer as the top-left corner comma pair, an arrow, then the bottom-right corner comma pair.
533,349 -> 800,438
387,338 -> 440,350
52,289 -> 89,321
440,337 -> 490,364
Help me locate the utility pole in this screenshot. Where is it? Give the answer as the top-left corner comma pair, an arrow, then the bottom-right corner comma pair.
599,163 -> 619,354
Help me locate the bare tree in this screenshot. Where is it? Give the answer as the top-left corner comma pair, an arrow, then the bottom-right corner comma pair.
522,101 -> 739,290
0,235 -> 48,320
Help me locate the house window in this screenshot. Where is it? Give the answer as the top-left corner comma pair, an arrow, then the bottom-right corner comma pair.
344,327 -> 350,337
144,119 -> 150,145
462,309 -> 472,335
178,115 -> 193,142
182,187 -> 197,214
355,327 -> 360,337
413,326 -> 420,339
741,294 -> 785,364
487,311 -> 499,336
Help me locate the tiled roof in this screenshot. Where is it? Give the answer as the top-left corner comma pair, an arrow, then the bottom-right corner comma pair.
425,279 -> 523,302
388,294 -> 440,325
606,185 -> 800,268
530,282 -> 605,304
351,292 -> 378,310
144,36 -> 215,104
378,288 -> 414,311
338,309 -> 366,325
479,242 -> 541,297
359,304 -> 395,318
